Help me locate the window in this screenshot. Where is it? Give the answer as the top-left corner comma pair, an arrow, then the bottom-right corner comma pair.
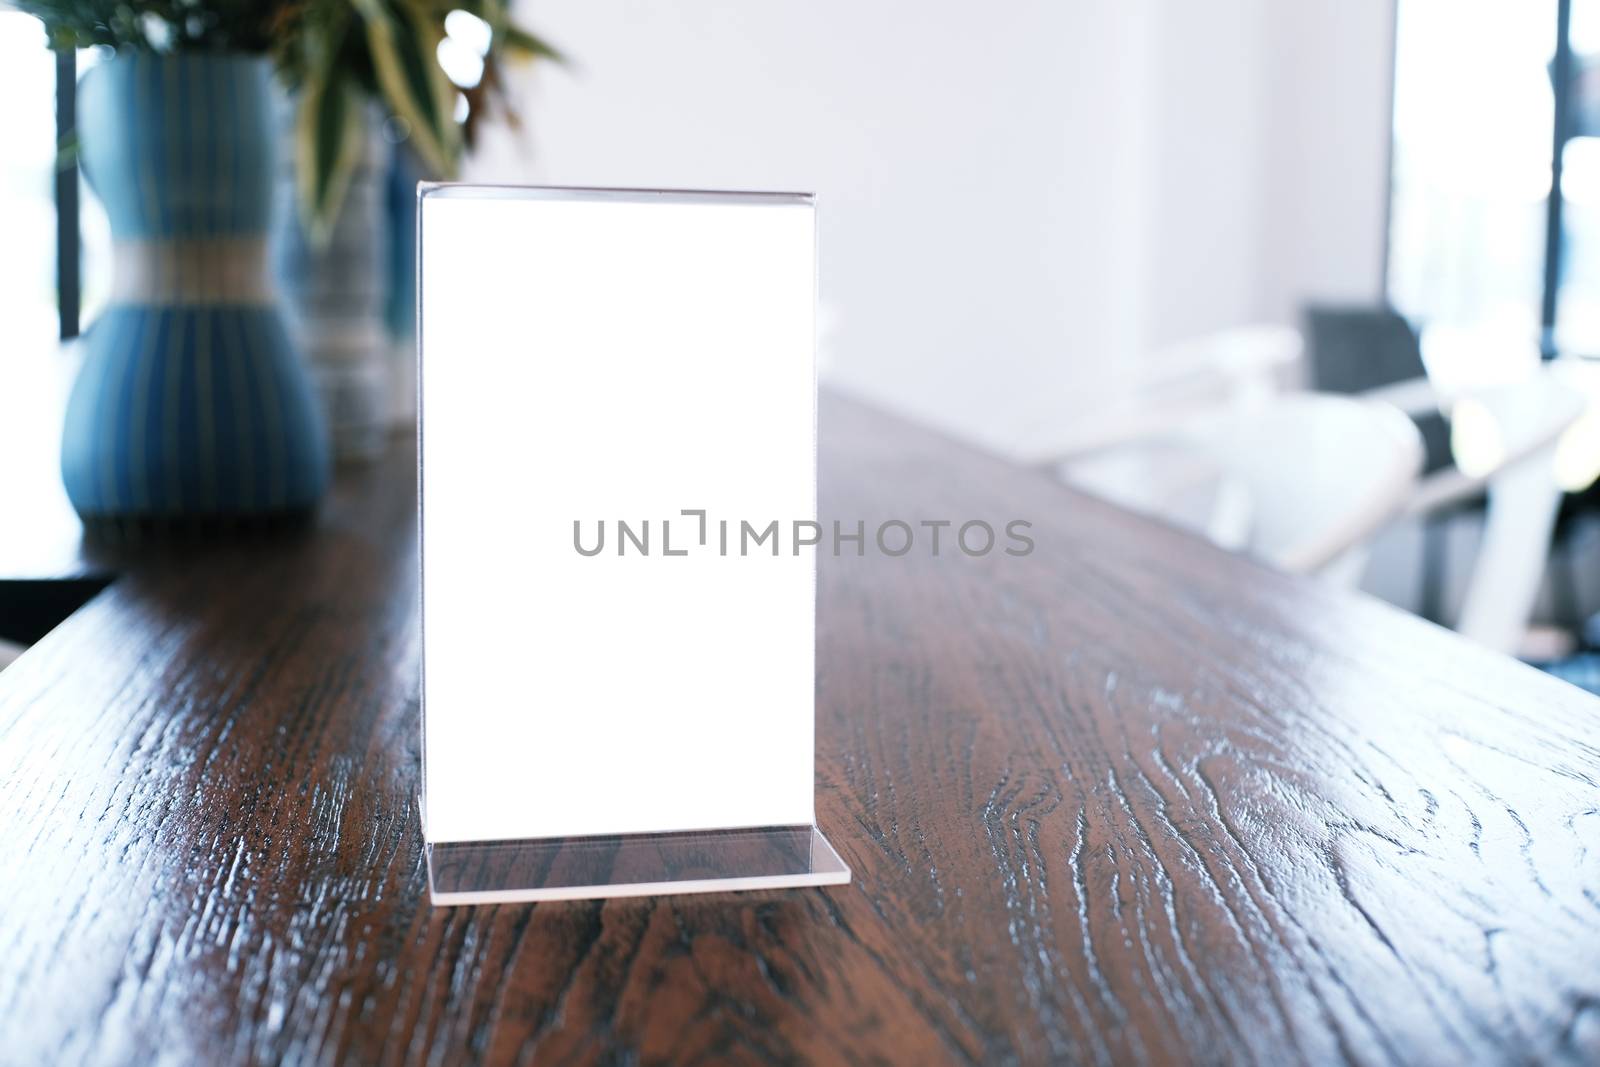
0,14 -> 66,347
0,16 -> 111,349
1388,0 -> 1600,360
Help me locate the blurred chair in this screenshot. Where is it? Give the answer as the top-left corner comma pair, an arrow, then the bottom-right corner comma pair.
1035,325 -> 1302,459
1303,306 -> 1585,654
1302,307 -> 1453,492
1047,393 -> 1424,581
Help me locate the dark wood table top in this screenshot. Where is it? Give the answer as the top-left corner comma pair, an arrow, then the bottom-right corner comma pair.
2,394 -> 1598,1066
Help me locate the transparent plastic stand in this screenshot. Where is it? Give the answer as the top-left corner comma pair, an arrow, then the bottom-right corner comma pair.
425,825 -> 850,905
416,184 -> 849,905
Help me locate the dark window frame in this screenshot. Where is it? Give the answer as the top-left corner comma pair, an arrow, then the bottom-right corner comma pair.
1541,0 -> 1575,359
54,48 -> 78,340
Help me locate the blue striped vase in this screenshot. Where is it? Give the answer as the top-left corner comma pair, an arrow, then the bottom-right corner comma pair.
62,52 -> 329,528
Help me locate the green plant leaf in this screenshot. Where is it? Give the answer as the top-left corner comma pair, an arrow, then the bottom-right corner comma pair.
296,64 -> 364,243
501,24 -> 564,64
55,132 -> 80,172
476,0 -> 510,38
351,0 -> 459,176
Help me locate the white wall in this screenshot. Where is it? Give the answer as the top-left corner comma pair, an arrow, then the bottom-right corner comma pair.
476,1 -> 1396,456
1133,0 -> 1271,353
1256,3 -> 1397,322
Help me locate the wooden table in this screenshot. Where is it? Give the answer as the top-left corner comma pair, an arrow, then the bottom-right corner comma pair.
2,395 -> 1598,1065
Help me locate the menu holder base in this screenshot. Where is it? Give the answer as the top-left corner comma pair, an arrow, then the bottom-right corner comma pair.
424,823 -> 851,906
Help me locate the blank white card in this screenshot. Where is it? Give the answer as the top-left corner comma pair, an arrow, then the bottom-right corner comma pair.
419,187 -> 817,844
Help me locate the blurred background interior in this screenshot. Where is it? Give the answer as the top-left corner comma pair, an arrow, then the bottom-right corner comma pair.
5,0 -> 1600,691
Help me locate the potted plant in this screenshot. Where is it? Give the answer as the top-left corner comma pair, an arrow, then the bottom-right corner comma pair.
269,0 -> 559,461
17,0 -> 557,523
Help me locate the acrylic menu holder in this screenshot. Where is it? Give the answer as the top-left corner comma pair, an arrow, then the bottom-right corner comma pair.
416,184 -> 849,904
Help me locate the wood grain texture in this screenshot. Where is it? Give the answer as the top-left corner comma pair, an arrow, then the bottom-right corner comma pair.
1,394 -> 1598,1066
